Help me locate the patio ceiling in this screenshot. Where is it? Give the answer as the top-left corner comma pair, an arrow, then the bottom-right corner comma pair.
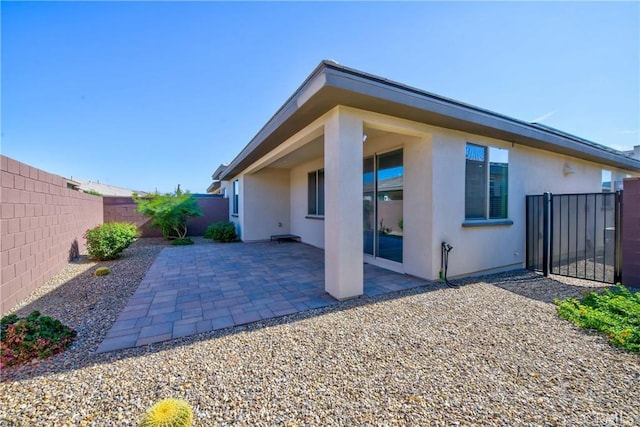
268,135 -> 324,169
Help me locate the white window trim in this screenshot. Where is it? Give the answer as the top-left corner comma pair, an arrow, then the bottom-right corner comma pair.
464,142 -> 511,226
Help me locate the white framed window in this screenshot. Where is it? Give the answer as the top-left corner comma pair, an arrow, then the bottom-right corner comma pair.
307,169 -> 325,216
465,143 -> 509,220
232,180 -> 239,215
601,169 -> 612,192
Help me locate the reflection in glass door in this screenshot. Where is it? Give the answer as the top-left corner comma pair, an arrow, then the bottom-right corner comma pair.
363,157 -> 375,256
363,149 -> 403,263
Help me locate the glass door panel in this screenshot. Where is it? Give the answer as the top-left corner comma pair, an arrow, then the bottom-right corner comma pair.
363,157 -> 375,256
376,150 -> 403,263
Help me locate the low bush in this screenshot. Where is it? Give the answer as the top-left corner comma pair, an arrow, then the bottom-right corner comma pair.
204,221 -> 237,242
84,222 -> 138,260
1,311 -> 77,368
171,237 -> 194,246
556,285 -> 640,353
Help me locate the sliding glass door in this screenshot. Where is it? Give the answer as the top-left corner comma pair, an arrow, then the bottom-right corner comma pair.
363,149 -> 403,263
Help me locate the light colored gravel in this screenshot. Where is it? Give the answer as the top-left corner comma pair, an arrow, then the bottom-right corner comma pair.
1,241 -> 639,426
1,238 -> 165,378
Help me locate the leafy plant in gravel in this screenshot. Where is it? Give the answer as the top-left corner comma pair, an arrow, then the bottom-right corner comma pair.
134,186 -> 202,240
204,221 -> 237,242
140,398 -> 193,427
171,237 -> 194,246
556,285 -> 640,353
0,311 -> 77,368
84,222 -> 138,261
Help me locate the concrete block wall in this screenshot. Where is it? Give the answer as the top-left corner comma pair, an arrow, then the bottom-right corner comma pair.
1,156 -> 104,314
103,197 -> 162,237
103,195 -> 228,237
184,196 -> 229,236
622,178 -> 640,287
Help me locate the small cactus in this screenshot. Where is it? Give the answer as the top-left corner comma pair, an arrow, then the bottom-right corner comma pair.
140,398 -> 193,427
94,267 -> 111,277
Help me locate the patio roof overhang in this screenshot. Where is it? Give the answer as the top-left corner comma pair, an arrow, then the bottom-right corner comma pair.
220,60 -> 640,180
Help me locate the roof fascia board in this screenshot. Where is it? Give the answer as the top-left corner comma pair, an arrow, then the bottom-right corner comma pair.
220,63 -> 329,180
322,66 -> 640,171
221,61 -> 640,179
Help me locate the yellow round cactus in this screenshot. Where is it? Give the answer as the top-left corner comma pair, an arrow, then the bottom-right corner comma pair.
94,267 -> 111,277
140,398 -> 193,427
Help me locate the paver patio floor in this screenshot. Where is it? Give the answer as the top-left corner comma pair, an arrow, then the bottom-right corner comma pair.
96,241 -> 431,353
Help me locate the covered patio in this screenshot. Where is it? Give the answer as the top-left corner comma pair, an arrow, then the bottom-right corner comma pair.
96,240 -> 432,353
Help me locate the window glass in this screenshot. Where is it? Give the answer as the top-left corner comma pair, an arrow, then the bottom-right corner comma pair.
317,169 -> 325,216
307,169 -> 325,216
232,180 -> 239,215
465,144 -> 487,219
465,144 -> 508,220
602,170 -> 612,192
307,172 -> 317,215
376,150 -> 403,263
489,147 -> 508,219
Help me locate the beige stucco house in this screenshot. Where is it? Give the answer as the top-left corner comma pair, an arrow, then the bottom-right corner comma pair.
215,60 -> 640,300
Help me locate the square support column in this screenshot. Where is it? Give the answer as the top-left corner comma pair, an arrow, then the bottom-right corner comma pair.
324,108 -> 364,299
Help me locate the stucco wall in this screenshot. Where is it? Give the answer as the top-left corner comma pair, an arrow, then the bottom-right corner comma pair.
220,106 -> 638,283
429,127 -> 635,279
290,158 -> 325,248
242,168 -> 290,241
1,156 -> 104,314
622,177 -> 640,287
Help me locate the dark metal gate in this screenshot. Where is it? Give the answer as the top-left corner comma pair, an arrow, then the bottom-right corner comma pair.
526,191 -> 622,284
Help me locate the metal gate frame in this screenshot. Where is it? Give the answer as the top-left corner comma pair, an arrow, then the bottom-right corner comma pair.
526,191 -> 622,284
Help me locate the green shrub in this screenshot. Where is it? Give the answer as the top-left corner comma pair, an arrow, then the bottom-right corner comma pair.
171,237 -> 194,246
140,398 -> 193,427
1,311 -> 77,368
94,266 -> 111,276
84,222 -> 138,261
204,221 -> 237,242
134,187 -> 202,239
556,285 -> 640,353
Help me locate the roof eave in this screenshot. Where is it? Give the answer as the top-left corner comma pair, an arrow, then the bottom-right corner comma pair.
220,61 -> 640,179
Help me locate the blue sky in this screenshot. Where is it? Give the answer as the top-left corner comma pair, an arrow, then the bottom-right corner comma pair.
2,1 -> 638,194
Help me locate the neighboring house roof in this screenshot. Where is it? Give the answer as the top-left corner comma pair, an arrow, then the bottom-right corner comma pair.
212,163 -> 229,180
207,163 -> 229,194
65,178 -> 81,190
622,145 -> 640,160
75,180 -> 148,197
207,181 -> 222,194
220,60 -> 640,180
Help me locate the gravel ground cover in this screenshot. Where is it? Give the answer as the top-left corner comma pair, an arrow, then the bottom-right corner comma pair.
1,238 -> 639,426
